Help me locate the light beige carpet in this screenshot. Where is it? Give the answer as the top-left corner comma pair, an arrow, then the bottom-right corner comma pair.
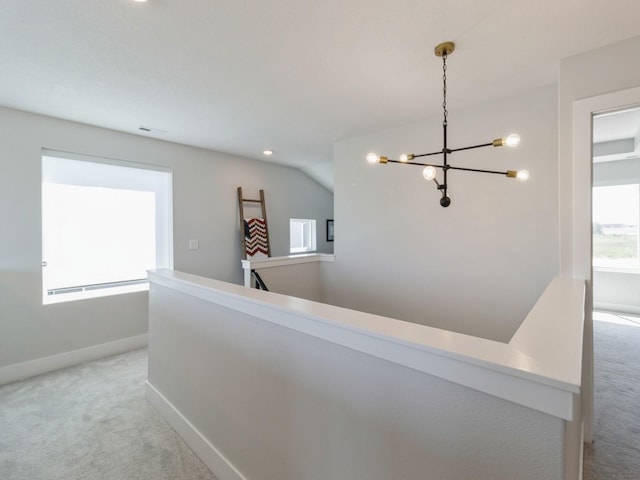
0,349 -> 215,480
583,318 -> 640,480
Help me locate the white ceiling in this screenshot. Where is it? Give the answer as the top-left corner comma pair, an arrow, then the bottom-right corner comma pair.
2,0 -> 640,181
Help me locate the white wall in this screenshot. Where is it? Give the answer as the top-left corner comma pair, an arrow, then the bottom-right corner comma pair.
328,86 -> 558,342
243,255 -> 333,303
0,107 -> 333,371
148,281 -> 565,480
594,270 -> 640,314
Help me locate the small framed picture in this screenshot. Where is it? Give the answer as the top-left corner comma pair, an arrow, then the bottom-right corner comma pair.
326,219 -> 334,242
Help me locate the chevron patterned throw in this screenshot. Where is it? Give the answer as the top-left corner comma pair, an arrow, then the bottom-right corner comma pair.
244,218 -> 269,259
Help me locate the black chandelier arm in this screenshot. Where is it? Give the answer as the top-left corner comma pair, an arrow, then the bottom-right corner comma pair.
393,140 -> 499,161
447,165 -> 509,176
413,150 -> 445,158
448,142 -> 495,153
386,159 -> 441,167
385,159 -> 509,176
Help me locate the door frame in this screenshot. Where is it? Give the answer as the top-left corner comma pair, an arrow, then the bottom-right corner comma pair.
572,85 -> 640,443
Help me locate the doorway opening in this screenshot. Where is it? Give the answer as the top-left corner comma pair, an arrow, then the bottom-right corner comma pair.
592,106 -> 640,319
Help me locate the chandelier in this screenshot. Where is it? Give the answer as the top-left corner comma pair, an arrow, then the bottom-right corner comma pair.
366,42 -> 529,207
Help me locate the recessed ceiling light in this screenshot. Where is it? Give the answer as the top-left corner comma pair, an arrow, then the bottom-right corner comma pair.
132,0 -> 148,3
263,150 -> 274,156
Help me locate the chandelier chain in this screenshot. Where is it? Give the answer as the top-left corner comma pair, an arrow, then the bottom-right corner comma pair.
442,53 -> 448,126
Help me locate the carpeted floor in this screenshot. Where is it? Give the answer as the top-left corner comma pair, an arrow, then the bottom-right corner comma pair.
583,316 -> 640,480
0,318 -> 637,479
0,349 -> 216,480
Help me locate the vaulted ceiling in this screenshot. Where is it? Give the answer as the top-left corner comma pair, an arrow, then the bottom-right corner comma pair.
2,0 -> 640,188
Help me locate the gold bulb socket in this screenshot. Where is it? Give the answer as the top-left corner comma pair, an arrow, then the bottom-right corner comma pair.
379,156 -> 388,164
493,138 -> 506,147
506,170 -> 517,178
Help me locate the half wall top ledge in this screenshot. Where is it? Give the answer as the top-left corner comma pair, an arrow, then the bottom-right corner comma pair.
148,269 -> 585,421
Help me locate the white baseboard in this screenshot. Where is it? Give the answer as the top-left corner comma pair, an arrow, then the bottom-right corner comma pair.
594,302 -> 640,316
0,334 -> 148,386
145,382 -> 246,480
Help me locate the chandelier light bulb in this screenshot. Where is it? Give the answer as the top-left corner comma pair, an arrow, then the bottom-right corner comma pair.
516,169 -> 530,181
399,154 -> 409,162
422,166 -> 437,181
366,152 -> 379,164
505,134 -> 521,147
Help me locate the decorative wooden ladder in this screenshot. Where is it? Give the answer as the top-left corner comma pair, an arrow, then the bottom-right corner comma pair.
237,187 -> 270,290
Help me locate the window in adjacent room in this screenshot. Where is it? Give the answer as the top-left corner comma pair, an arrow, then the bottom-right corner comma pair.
290,218 -> 316,253
41,151 -> 173,304
593,183 -> 640,269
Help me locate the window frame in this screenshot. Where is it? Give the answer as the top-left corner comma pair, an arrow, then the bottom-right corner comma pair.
289,218 -> 317,254
41,150 -> 173,304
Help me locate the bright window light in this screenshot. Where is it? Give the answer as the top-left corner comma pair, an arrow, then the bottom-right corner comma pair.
290,219 -> 316,253
593,183 -> 640,270
41,152 -> 173,304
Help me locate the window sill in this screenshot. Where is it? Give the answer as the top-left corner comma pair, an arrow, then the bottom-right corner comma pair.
593,266 -> 640,275
43,282 -> 149,305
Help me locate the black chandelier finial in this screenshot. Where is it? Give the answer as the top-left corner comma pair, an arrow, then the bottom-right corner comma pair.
366,41 -> 529,207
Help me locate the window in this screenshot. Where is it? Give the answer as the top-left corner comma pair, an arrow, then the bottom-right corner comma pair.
42,152 -> 173,304
593,184 -> 640,269
290,219 -> 316,253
